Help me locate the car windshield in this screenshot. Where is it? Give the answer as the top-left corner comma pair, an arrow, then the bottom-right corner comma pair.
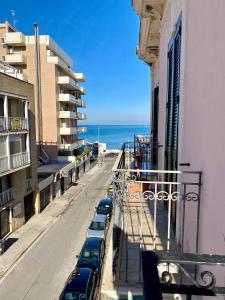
63,292 -> 86,300
89,221 -> 105,230
97,205 -> 110,214
81,248 -> 99,260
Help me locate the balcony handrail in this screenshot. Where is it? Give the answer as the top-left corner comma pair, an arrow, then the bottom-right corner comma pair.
10,152 -> 30,169
0,187 -> 15,207
0,116 -> 7,131
8,117 -> 28,131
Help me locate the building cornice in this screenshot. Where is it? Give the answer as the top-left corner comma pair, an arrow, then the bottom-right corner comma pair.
132,0 -> 167,66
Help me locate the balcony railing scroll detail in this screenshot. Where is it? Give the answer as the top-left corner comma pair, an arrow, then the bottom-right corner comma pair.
142,251 -> 225,298
0,187 -> 15,207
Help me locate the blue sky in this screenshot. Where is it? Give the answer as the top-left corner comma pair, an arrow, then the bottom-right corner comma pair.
1,0 -> 150,125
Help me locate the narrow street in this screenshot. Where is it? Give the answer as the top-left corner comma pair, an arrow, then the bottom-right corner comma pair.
0,157 -> 115,300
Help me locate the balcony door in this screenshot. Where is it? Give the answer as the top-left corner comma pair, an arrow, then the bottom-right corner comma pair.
165,20 -> 182,180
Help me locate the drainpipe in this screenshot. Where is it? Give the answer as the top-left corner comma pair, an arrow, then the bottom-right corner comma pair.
34,23 -> 43,155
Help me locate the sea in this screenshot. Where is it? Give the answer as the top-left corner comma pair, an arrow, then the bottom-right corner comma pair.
81,125 -> 150,150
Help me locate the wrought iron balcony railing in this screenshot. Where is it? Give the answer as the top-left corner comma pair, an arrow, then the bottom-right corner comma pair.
110,140 -> 225,298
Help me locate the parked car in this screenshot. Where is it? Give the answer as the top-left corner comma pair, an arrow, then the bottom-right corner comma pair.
60,267 -> 97,300
77,237 -> 105,273
96,198 -> 113,219
87,214 -> 109,239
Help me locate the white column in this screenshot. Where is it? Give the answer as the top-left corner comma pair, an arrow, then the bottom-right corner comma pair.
24,99 -> 28,119
3,95 -> 8,129
4,95 -> 10,170
6,136 -> 10,170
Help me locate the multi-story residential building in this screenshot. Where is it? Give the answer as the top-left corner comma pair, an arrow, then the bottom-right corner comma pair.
0,69 -> 38,238
0,20 -> 87,161
130,0 -> 225,298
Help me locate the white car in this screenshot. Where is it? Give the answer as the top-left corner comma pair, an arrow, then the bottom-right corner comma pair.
87,214 -> 109,239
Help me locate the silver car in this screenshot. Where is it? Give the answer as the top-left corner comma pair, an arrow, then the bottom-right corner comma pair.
87,214 -> 109,239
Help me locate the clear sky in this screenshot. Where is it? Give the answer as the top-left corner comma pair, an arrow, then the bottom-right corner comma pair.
1,0 -> 151,125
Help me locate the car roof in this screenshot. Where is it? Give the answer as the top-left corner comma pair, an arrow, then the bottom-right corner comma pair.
92,214 -> 107,222
65,268 -> 92,292
83,237 -> 102,249
98,198 -> 112,206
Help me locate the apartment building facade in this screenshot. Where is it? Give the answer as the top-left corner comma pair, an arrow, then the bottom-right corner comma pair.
0,71 -> 38,238
132,0 -> 225,294
0,21 -> 87,161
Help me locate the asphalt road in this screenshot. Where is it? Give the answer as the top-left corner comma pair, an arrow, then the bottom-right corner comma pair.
0,157 -> 115,300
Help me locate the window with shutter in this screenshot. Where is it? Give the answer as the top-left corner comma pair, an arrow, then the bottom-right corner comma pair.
165,20 -> 182,180
152,86 -> 159,166
165,19 -> 182,230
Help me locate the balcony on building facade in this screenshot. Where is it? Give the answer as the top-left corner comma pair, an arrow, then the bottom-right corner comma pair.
77,112 -> 87,120
58,93 -> 86,107
4,32 -> 26,46
58,76 -> 80,91
73,72 -> 86,82
47,53 -> 70,73
77,127 -> 87,134
5,52 -> 27,65
59,139 -> 87,151
0,152 -> 30,174
79,87 -> 86,95
59,126 -> 78,135
0,187 -> 15,207
76,99 -> 86,108
10,152 -> 30,170
59,111 -> 78,119
0,117 -> 28,132
102,140 -> 225,299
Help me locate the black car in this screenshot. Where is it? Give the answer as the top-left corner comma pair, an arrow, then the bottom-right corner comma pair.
96,198 -> 113,219
77,237 -> 105,274
60,268 -> 97,300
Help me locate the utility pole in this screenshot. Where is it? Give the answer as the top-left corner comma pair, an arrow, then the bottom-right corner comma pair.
34,23 -> 43,155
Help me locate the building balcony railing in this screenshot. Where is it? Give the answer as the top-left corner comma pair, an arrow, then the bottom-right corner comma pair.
73,72 -> 86,82
8,117 -> 29,131
59,126 -> 78,135
58,93 -> 77,104
59,139 -> 87,151
10,152 -> 30,169
110,140 -> 203,290
79,87 -> 86,95
0,117 -> 28,132
0,117 -> 7,132
5,53 -> 27,65
0,187 -> 15,207
75,99 -> 86,107
77,127 -> 87,134
0,156 -> 9,173
77,112 -> 87,120
58,76 -> 80,91
58,94 -> 86,107
4,32 -> 26,46
59,111 -> 78,119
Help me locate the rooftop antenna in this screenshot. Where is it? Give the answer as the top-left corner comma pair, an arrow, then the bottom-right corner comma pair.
10,10 -> 18,28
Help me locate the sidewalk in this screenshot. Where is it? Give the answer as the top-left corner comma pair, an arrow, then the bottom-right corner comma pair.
0,183 -> 83,278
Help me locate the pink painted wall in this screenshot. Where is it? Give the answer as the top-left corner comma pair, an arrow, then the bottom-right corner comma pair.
154,0 -> 225,267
